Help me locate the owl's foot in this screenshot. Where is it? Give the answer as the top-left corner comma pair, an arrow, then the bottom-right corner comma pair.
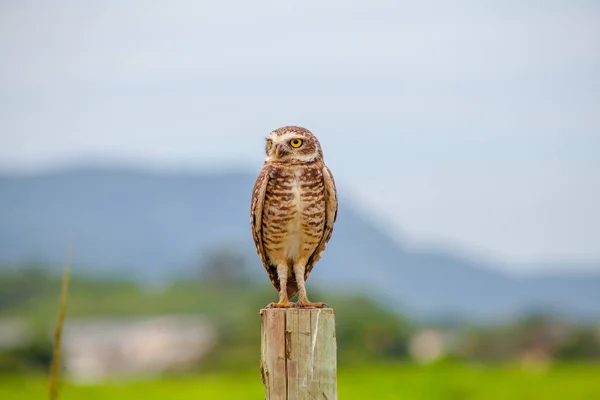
295,300 -> 328,309
266,300 -> 296,309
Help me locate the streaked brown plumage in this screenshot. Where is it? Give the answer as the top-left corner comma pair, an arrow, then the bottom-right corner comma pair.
250,126 -> 338,308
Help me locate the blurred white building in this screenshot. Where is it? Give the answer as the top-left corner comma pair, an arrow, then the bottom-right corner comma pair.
408,329 -> 445,364
0,318 -> 32,349
61,314 -> 216,383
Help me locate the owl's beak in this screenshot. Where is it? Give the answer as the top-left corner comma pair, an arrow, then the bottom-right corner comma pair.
275,145 -> 280,159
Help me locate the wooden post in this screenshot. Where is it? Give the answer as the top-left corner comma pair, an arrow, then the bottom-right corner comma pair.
260,308 -> 337,400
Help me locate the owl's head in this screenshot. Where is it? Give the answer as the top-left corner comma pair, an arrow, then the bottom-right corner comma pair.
264,126 -> 323,164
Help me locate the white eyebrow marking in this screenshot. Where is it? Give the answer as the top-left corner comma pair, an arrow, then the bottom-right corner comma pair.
270,132 -> 302,143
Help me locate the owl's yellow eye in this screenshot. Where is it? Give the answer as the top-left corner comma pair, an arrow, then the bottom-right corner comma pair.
290,138 -> 303,148
267,140 -> 273,149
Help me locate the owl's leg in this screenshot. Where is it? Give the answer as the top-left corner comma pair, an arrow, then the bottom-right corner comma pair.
266,264 -> 295,308
293,261 -> 328,309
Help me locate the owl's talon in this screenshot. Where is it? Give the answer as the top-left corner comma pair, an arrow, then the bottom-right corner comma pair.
296,300 -> 328,309
266,301 -> 296,309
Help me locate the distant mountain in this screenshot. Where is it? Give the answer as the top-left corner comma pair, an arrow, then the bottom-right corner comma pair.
1,166 -> 598,322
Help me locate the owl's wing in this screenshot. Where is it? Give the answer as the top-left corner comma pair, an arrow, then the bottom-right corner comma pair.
305,164 -> 338,279
250,163 -> 279,289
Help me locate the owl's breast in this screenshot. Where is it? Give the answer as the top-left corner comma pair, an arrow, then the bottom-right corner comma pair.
262,165 -> 326,264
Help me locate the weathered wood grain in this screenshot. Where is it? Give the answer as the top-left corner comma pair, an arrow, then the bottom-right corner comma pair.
260,308 -> 337,400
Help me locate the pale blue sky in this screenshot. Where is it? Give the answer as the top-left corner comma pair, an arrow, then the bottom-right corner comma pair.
1,1 -> 599,271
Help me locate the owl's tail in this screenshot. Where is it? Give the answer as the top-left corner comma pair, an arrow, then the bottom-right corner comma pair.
286,276 -> 299,300
267,261 -> 311,301
285,264 -> 315,300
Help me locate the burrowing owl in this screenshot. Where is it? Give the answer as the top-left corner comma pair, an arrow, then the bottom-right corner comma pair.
250,126 -> 338,308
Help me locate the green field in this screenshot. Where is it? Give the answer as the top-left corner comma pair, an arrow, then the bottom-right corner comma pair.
2,362 -> 599,400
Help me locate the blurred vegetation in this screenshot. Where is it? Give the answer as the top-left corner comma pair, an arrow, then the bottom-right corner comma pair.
1,251 -> 599,382
0,260 -> 412,374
